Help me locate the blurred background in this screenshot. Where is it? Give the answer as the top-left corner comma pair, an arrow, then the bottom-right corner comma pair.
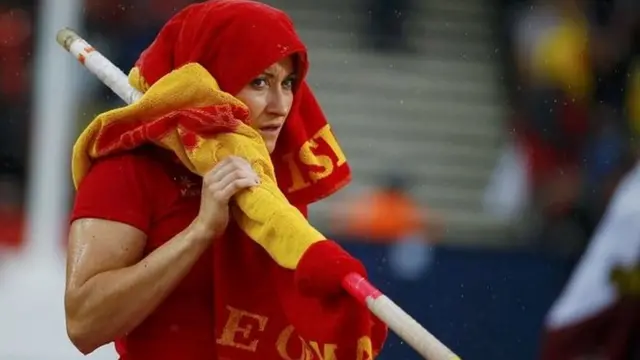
0,0 -> 638,358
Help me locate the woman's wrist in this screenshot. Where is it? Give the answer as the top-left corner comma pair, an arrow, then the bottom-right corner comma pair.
187,219 -> 216,245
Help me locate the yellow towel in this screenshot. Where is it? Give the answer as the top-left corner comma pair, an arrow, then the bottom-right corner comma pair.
72,63 -> 324,268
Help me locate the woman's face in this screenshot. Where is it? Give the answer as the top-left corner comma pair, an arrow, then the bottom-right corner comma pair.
235,56 -> 296,153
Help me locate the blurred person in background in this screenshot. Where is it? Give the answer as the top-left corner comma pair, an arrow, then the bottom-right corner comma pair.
510,0 -> 593,253
64,1 -> 384,358
508,0 -> 636,255
330,174 -> 442,280
584,0 -> 640,218
331,174 -> 438,242
539,152 -> 640,360
538,1 -> 640,357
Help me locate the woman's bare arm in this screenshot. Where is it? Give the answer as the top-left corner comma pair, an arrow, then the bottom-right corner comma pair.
64,218 -> 211,354
65,156 -> 260,354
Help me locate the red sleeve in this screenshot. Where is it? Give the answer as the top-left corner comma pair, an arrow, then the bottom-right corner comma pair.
71,153 -> 152,234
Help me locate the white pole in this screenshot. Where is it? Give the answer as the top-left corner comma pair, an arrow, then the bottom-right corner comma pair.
0,0 -> 115,358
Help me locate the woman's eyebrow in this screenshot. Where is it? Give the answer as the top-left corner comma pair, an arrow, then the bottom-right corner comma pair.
261,70 -> 297,78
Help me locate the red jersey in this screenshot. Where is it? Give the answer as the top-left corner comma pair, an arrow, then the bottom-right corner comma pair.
71,146 -> 215,359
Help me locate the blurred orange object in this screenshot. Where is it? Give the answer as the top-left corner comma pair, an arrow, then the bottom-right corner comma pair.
337,189 -> 428,242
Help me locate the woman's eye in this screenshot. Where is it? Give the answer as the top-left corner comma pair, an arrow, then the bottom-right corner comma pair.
282,78 -> 295,90
251,78 -> 268,89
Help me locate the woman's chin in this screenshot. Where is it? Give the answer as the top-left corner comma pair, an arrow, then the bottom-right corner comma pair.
263,138 -> 277,153
258,133 -> 279,152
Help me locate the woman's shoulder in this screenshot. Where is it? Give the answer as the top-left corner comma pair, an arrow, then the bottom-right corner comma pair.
88,145 -> 175,181
77,145 -> 182,204
92,145 -> 166,168
72,146 -> 180,229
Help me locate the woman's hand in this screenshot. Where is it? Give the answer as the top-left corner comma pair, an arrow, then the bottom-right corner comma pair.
193,156 -> 260,239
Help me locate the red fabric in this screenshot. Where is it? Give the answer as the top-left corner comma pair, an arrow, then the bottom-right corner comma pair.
71,1 -> 387,358
0,208 -> 23,249
540,299 -> 640,360
295,240 -> 367,297
86,102 -> 247,158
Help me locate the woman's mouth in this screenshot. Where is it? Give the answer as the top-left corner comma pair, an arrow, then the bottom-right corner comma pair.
259,125 -> 281,135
